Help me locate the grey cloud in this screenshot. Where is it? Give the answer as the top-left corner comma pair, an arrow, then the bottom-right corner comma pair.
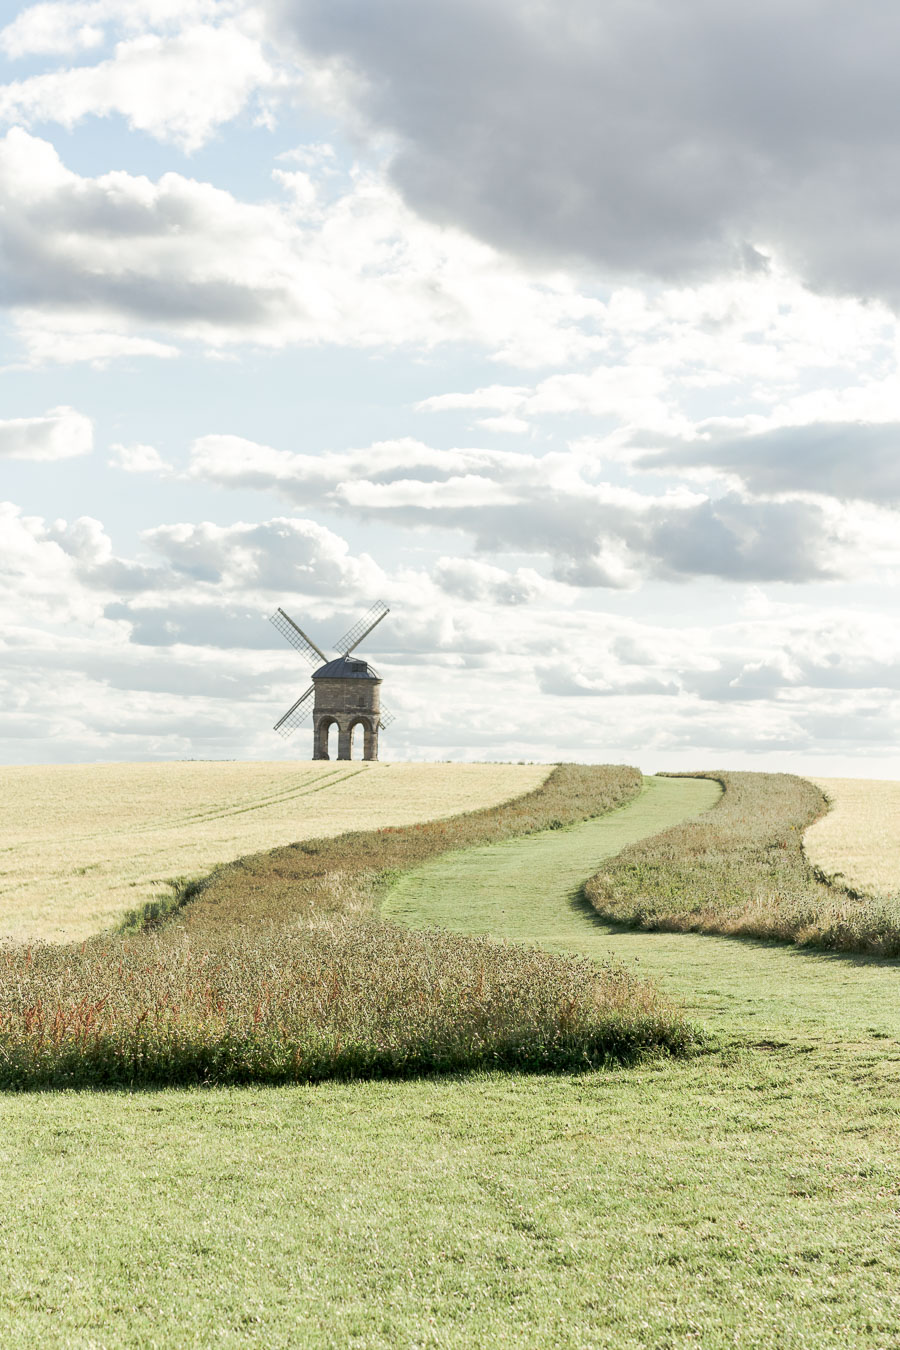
793,706 -> 898,746
645,495 -> 830,584
433,558 -> 554,606
633,422 -> 900,505
144,517 -> 383,593
2,220 -> 277,330
88,559 -> 173,593
104,603 -> 282,650
687,653 -> 900,701
0,643 -> 263,700
0,130 -> 290,334
363,494 -> 839,587
191,437 -> 851,585
272,0 -> 900,304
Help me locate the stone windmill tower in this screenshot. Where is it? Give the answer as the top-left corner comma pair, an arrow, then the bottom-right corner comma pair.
269,601 -> 394,760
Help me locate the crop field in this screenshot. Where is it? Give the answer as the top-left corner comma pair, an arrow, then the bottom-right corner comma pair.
0,759 -> 549,942
804,776 -> 900,898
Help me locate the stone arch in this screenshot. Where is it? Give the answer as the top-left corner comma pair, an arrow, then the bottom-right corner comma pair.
314,716 -> 339,760
349,717 -> 378,761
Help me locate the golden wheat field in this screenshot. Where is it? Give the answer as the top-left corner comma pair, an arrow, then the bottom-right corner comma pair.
0,760 -> 550,943
803,776 -> 900,898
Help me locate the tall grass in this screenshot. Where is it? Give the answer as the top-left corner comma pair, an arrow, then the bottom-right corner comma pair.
585,770 -> 900,957
0,923 -> 692,1090
1,764 -> 697,1088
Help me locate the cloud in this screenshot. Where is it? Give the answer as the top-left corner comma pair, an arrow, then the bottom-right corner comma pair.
0,406 -> 92,460
0,3 -> 106,56
108,442 -> 172,473
13,322 -> 179,366
0,2 -> 224,58
270,0 -> 900,307
419,365 -> 683,436
0,129 -> 293,335
3,497 -> 900,766
143,516 -> 385,592
433,557 -> 569,607
0,129 -> 611,364
0,23 -> 274,151
189,432 -> 889,587
0,503 -> 110,627
631,421 -> 900,506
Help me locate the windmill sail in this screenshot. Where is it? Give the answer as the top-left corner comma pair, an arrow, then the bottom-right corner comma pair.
334,601 -> 389,656
270,608 -> 328,665
378,705 -> 396,729
273,685 -> 315,737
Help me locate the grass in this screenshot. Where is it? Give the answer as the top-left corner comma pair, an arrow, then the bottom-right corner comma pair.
0,760 -> 551,942
3,769 -> 900,1346
584,770 -> 900,957
0,924 -> 686,1090
385,773 -> 722,939
0,764 -> 688,1088
2,1057 -> 900,1349
805,775 -> 900,899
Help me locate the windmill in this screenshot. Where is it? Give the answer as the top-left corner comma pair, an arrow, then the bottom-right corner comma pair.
269,600 -> 395,761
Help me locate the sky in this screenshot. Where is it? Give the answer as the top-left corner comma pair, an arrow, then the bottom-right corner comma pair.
1,0 -> 899,773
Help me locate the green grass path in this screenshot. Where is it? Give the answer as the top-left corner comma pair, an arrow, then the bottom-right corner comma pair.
385,774 -> 721,940
385,773 -> 900,1047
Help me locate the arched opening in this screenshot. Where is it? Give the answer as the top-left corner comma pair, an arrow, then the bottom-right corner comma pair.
349,720 -> 366,761
315,717 -> 339,760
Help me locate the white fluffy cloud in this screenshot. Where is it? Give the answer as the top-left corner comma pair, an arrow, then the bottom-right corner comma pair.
0,2 -> 226,58
108,442 -> 170,473
0,406 -> 92,459
0,23 -> 274,151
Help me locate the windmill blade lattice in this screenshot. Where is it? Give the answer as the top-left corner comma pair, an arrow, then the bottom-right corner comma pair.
334,601 -> 389,656
273,685 -> 314,738
269,608 -> 327,666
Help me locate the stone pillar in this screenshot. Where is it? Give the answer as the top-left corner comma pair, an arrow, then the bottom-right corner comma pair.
337,720 -> 353,760
313,716 -> 337,758
363,720 -> 379,760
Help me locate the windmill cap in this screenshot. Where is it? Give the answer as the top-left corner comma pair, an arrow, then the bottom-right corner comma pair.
313,656 -> 381,680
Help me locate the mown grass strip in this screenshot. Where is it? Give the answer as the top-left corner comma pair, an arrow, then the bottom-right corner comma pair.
384,773 -> 721,942
585,770 -> 900,957
0,764 -> 697,1089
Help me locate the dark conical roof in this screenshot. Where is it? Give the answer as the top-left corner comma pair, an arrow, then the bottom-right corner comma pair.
313,655 -> 380,680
